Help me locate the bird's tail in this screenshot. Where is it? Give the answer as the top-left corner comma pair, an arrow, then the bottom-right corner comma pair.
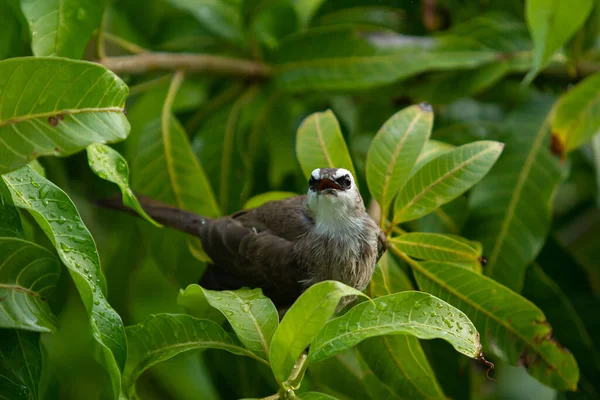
96,195 -> 211,237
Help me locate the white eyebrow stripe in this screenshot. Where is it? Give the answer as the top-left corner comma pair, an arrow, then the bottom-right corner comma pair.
311,168 -> 320,179
333,168 -> 351,179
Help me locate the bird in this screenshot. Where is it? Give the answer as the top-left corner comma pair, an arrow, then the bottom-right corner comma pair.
99,167 -> 387,310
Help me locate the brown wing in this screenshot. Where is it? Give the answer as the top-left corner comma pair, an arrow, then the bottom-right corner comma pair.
198,196 -> 314,307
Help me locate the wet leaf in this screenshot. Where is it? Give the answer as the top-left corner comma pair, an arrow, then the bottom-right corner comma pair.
0,237 -> 60,332
309,291 -> 481,362
2,165 -> 127,400
200,286 -> 279,361
86,143 -> 161,227
269,281 -> 366,384
0,57 -> 129,174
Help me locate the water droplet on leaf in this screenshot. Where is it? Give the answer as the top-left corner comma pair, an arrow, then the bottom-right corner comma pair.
60,242 -> 71,253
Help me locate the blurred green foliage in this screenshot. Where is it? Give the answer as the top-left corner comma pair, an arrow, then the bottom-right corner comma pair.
1,0 -> 600,399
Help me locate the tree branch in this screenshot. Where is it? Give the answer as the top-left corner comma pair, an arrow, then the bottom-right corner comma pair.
98,53 -> 271,78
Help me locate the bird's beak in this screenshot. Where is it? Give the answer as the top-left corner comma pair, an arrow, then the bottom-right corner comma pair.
315,177 -> 342,192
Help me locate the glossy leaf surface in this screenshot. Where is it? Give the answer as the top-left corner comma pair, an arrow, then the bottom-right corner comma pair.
366,104 -> 432,216
0,57 -> 129,174
86,143 -> 161,227
393,141 -> 503,223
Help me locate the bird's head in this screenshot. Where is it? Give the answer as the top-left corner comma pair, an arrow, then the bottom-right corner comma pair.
305,168 -> 364,222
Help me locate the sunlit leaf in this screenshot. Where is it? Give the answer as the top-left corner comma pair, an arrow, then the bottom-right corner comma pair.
177,283 -> 225,323
167,0 -> 244,44
411,140 -> 455,173
20,0 -> 105,58
86,143 -> 161,227
390,233 -> 482,271
310,291 -> 481,362
393,141 -> 503,224
398,252 -> 580,391
296,110 -> 356,179
524,0 -> 594,82
361,252 -> 445,399
2,165 -> 127,400
551,72 -> 600,155
123,314 -> 266,397
269,281 -> 366,384
0,57 -> 129,174
0,329 -> 41,399
200,286 -> 279,361
467,96 -> 562,291
366,104 -> 432,217
0,237 -> 60,332
243,191 -> 298,210
272,26 -> 497,91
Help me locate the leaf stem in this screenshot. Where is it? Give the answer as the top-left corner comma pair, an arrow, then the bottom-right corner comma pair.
103,32 -> 149,55
99,53 -> 271,78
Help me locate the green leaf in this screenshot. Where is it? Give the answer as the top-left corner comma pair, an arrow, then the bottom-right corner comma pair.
0,179 -> 23,238
0,329 -> 41,399
307,350 -> 373,400
309,291 -> 481,363
269,281 -> 366,384
86,143 -> 161,227
20,0 -> 106,58
0,237 -> 60,332
551,72 -> 600,155
390,233 -> 482,271
177,284 -> 225,323
167,0 -> 244,44
393,141 -> 504,224
402,255 -> 580,391
0,1 -> 22,60
467,97 -> 562,291
594,133 -> 600,207
200,287 -> 279,361
411,140 -> 455,173
272,26 -> 497,91
366,104 -> 433,217
525,0 -> 594,82
361,252 -> 445,399
2,166 -> 127,400
131,116 -> 220,218
0,57 -> 130,174
123,313 -> 266,397
243,191 -> 298,210
296,110 -> 356,179
411,196 -> 469,236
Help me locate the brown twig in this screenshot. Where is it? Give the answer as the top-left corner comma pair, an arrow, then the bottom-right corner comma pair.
99,53 -> 271,78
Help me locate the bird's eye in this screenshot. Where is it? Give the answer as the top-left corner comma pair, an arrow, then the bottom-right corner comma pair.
336,175 -> 351,189
309,176 -> 317,187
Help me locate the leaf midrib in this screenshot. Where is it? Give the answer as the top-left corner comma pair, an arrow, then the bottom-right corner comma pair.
392,246 -> 572,386
0,107 -> 124,128
390,237 -> 478,259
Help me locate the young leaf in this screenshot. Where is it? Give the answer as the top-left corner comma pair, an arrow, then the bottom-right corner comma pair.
389,233 -> 482,270
0,237 -> 60,332
366,104 -> 433,217
200,286 -> 279,361
0,57 -> 129,174
296,110 -> 356,179
393,141 -> 504,224
397,252 -> 580,391
309,291 -> 481,363
551,72 -> 600,155
177,284 -> 225,323
123,314 -> 266,397
20,0 -> 105,58
272,26 -> 497,91
269,281 -> 367,384
86,143 -> 161,227
362,252 -> 446,400
243,191 -> 298,210
524,0 -> 594,83
2,166 -> 127,400
0,329 -> 42,399
467,97 -> 562,291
